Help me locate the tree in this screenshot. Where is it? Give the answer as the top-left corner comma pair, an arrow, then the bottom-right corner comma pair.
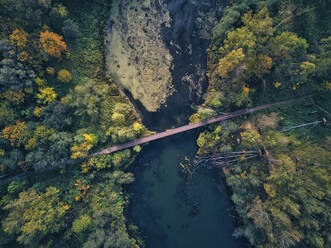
2,187 -> 68,246
315,36 -> 331,87
112,149 -> 131,167
40,101 -> 72,130
7,180 -> 28,194
37,87 -> 57,104
132,122 -> 144,136
0,149 -> 24,170
25,125 -> 54,150
1,121 -> 28,147
68,78 -> 111,122
52,4 -> 68,18
72,214 -> 92,233
197,107 -> 217,120
240,129 -> 261,149
111,112 -> 125,125
196,130 -> 220,153
9,29 -> 28,49
71,133 -> 97,159
0,40 -> 36,90
204,90 -> 225,110
39,31 -> 67,58
218,48 -> 245,78
62,19 -> 80,43
211,7 -> 312,110
270,32 -> 308,59
0,0 -> 51,31
247,197 -> 270,229
57,69 -> 72,83
0,101 -> 15,127
81,155 -> 112,173
26,131 -> 73,170
2,89 -> 25,104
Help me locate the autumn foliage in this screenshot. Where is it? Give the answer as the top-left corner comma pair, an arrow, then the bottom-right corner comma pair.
40,30 -> 68,58
2,89 -> 25,104
37,87 -> 57,104
1,121 -> 27,147
46,67 -> 55,75
9,29 -> 28,49
57,69 -> 72,83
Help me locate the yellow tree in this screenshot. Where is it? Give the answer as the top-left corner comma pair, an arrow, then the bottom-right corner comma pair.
57,69 -> 72,83
37,87 -> 57,104
218,48 -> 245,78
71,134 -> 97,159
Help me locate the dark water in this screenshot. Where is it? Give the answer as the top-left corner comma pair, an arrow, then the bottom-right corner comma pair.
126,1 -> 245,247
126,0 -> 225,130
128,131 -> 246,248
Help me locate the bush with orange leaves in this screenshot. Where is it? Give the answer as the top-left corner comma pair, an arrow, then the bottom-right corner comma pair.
1,121 -> 28,147
9,29 -> 28,49
39,31 -> 68,58
2,89 -> 25,104
73,179 -> 90,201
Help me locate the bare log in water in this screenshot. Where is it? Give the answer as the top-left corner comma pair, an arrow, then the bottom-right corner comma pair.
193,151 -> 259,169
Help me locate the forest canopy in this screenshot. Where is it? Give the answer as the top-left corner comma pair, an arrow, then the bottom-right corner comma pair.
0,0 -> 145,247
193,0 -> 331,247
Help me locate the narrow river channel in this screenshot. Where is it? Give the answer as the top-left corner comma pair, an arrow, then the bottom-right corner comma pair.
128,131 -> 246,248
106,0 -> 247,246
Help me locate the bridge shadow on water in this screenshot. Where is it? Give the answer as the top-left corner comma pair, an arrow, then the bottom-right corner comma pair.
127,130 -> 247,248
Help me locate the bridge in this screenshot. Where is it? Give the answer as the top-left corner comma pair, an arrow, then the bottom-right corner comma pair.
88,95 -> 312,158
0,94 -> 316,185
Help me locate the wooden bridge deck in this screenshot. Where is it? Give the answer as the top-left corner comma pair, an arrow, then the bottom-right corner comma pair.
89,96 -> 311,157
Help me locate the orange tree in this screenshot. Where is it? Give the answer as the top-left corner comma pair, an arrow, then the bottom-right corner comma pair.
9,29 -> 28,49
39,30 -> 68,58
1,121 -> 28,147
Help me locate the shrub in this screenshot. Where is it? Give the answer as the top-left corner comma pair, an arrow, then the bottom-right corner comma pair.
7,180 -> 27,194
46,67 -> 55,75
57,69 -> 72,83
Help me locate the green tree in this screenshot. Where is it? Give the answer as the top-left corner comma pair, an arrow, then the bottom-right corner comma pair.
0,101 -> 15,128
62,19 -> 80,43
40,101 -> 72,131
7,180 -> 28,194
240,129 -> 261,149
2,187 -> 68,246
72,214 -> 92,233
0,40 -> 35,90
0,0 -> 51,30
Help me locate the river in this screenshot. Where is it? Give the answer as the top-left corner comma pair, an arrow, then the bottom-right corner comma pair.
128,131 -> 246,248
106,0 -> 247,247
